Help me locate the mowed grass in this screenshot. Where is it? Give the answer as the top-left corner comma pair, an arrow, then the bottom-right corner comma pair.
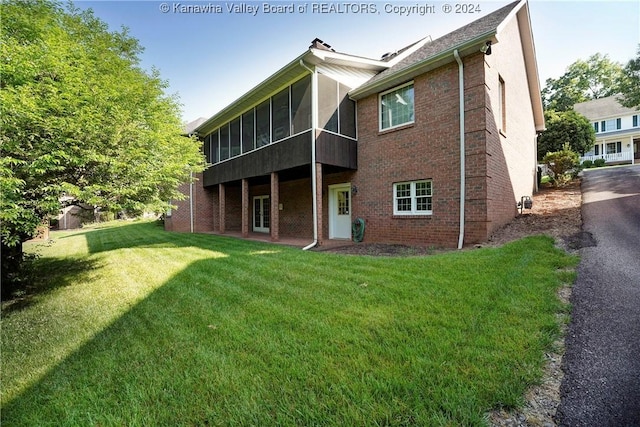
2,221 -> 578,426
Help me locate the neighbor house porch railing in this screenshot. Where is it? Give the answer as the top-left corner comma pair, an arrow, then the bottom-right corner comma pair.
580,151 -> 634,164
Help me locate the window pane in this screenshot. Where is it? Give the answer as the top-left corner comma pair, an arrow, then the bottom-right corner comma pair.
339,83 -> 356,138
272,87 -> 290,142
242,110 -> 255,153
605,119 -> 617,131
256,99 -> 270,147
396,198 -> 412,212
219,124 -> 230,160
291,75 -> 312,134
337,190 -> 349,215
415,181 -> 431,196
230,118 -> 241,157
381,84 -> 414,129
262,199 -> 270,228
396,183 -> 411,198
318,73 -> 338,132
211,130 -> 219,163
395,183 -> 412,212
416,197 -> 432,211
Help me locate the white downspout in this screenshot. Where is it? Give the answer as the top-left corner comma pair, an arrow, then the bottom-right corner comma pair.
454,49 -> 465,250
300,59 -> 318,250
189,170 -> 194,233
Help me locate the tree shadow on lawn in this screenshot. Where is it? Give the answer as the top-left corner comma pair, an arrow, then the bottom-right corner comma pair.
80,220 -> 271,256
2,252 -> 328,426
1,256 -> 101,314
6,221 -> 278,310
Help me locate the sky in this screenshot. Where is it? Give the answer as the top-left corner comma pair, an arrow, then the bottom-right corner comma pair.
76,0 -> 640,123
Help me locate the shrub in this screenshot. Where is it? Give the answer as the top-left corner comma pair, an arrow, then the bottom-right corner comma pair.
594,158 -> 606,167
581,160 -> 594,168
543,144 -> 580,187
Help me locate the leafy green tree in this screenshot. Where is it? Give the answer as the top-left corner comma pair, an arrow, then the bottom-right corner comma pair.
537,110 -> 595,160
617,45 -> 640,109
1,0 -> 204,291
542,53 -> 624,111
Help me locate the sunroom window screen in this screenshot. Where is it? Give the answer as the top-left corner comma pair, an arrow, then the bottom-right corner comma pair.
219,124 -> 230,161
381,84 -> 414,130
256,100 -> 270,147
291,75 -> 312,134
272,87 -> 290,142
230,118 -> 241,157
242,110 -> 255,153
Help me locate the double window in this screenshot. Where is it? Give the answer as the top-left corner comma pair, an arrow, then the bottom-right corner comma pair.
606,141 -> 622,154
380,82 -> 414,131
393,180 -> 432,215
595,118 -> 622,133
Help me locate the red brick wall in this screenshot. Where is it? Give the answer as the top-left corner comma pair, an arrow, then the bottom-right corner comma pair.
483,15 -> 538,237
279,178 -> 314,239
225,184 -> 242,232
352,59 -> 487,248
164,173 -> 214,233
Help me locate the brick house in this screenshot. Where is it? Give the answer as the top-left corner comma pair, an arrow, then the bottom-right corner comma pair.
165,0 -> 544,249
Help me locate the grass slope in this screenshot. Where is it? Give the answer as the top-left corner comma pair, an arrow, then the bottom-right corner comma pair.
1,221 -> 577,426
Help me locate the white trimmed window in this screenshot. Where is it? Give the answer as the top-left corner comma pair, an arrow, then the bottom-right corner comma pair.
380,82 -> 414,130
600,118 -> 621,132
393,180 -> 432,215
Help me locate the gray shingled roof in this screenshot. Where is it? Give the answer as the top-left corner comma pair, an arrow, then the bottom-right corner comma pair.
352,0 -> 520,96
184,117 -> 207,134
574,96 -> 639,120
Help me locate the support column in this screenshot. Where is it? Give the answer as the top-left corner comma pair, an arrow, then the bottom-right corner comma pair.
219,183 -> 226,234
241,179 -> 249,237
315,162 -> 324,246
270,172 -> 279,242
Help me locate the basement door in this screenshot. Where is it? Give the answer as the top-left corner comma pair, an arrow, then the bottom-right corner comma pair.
329,184 -> 352,240
253,195 -> 270,233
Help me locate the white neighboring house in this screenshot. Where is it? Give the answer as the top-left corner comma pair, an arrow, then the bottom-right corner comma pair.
575,96 -> 640,165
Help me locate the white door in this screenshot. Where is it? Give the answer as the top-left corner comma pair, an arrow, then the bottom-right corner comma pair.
329,184 -> 352,239
253,195 -> 270,233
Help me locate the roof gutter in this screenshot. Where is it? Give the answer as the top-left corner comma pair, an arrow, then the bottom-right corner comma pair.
299,59 -> 319,251
454,49 -> 465,250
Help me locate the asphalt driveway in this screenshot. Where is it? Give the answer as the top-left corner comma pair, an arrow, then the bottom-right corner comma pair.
557,165 -> 640,426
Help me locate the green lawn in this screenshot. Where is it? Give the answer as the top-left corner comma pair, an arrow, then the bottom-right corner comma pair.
2,221 -> 577,426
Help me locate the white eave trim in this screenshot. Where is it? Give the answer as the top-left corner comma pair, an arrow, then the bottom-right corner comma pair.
308,48 -> 389,70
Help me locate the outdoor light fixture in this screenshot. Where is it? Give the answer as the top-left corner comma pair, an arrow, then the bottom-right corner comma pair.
352,185 -> 358,194
517,196 -> 533,214
480,41 -> 492,55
